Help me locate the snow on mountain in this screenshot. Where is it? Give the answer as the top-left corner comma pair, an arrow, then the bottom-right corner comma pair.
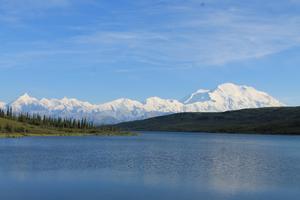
144,97 -> 183,113
3,83 -> 285,124
10,93 -> 96,119
183,83 -> 284,112
92,98 -> 145,124
182,89 -> 211,104
11,93 -> 44,113
0,101 -> 5,109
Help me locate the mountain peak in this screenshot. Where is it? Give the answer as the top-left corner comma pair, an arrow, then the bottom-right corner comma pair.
218,82 -> 239,87
16,93 -> 37,103
110,98 -> 137,104
20,93 -> 31,99
145,96 -> 165,102
215,83 -> 242,94
183,83 -> 284,108
61,97 -> 73,104
10,93 -> 40,112
216,82 -> 244,91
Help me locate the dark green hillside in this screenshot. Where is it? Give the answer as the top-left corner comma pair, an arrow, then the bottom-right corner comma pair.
116,107 -> 300,135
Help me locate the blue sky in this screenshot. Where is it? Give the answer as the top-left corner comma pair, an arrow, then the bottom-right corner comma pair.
0,0 -> 300,105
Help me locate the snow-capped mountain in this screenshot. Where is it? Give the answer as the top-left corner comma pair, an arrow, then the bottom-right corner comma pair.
182,83 -> 283,112
0,83 -> 284,124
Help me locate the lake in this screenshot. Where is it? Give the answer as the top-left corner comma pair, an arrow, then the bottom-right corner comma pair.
0,132 -> 300,200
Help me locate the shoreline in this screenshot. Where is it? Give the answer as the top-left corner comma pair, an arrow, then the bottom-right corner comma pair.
0,131 -> 136,138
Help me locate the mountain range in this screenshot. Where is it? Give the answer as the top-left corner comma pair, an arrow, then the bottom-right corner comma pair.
0,83 -> 284,124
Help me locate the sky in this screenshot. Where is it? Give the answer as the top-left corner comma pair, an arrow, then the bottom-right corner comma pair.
0,0 -> 300,105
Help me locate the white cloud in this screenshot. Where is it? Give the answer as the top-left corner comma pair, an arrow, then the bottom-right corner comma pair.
67,9 -> 300,67
1,0 -> 300,70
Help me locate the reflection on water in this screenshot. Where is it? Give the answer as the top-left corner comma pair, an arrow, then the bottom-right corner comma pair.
0,132 -> 300,200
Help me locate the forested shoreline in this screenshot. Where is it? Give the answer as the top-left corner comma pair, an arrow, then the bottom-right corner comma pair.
0,107 -> 130,137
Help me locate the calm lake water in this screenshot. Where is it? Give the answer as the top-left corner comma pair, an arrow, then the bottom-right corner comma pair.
0,132 -> 300,200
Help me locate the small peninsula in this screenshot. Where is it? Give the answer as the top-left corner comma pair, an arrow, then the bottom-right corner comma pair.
0,108 -> 131,138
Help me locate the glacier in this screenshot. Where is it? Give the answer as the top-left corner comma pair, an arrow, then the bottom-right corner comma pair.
0,83 -> 284,124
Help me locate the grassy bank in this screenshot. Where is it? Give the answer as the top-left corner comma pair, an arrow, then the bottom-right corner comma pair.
0,117 -> 133,138
0,132 -> 134,138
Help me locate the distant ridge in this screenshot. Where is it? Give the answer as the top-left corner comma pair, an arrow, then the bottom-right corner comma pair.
0,83 -> 284,124
115,107 -> 300,135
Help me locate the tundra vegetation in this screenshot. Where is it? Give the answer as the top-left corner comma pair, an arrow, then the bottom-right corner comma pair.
0,107 -> 131,138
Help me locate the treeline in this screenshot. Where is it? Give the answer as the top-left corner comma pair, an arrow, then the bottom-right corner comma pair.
0,106 -> 95,129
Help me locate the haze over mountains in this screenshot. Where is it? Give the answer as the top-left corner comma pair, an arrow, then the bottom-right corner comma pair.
0,83 -> 284,124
